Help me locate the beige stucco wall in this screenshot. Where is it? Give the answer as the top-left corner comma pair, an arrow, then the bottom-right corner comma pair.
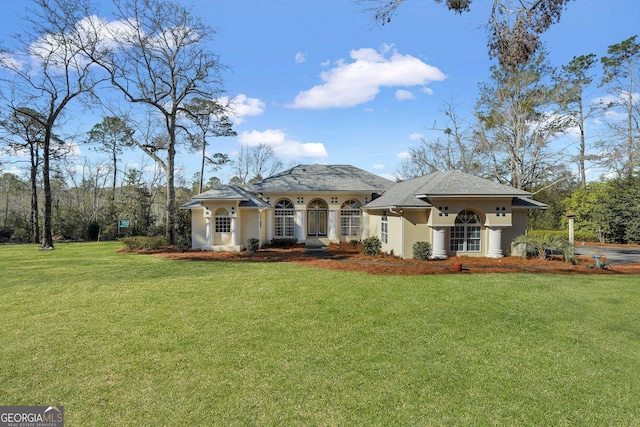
191,208 -> 207,249
506,209 -> 529,256
239,208 -> 264,248
401,210 -> 431,259
428,197 -> 514,227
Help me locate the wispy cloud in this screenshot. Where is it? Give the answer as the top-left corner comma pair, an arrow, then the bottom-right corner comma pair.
395,89 -> 415,101
295,52 -> 307,64
288,45 -> 446,109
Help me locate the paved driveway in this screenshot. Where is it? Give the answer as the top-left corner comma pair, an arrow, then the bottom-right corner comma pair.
575,244 -> 640,265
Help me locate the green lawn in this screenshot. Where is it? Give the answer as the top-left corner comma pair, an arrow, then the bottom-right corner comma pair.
1,242 -> 639,426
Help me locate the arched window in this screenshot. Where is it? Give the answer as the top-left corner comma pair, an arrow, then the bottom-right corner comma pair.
215,208 -> 230,233
340,200 -> 361,237
450,210 -> 481,252
274,199 -> 295,237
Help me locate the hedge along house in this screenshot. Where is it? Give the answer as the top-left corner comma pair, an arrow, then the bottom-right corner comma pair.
181,165 -> 546,257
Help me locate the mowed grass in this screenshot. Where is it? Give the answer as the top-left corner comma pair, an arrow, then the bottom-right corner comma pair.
1,243 -> 639,426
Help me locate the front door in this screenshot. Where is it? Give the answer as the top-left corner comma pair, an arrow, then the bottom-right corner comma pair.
307,200 -> 328,237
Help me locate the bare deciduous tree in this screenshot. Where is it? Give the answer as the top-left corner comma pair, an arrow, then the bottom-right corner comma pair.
230,144 -> 283,185
0,0 -> 105,249
84,0 -> 227,244
399,98 -> 487,178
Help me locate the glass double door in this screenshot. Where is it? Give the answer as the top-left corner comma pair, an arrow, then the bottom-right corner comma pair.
307,200 -> 328,237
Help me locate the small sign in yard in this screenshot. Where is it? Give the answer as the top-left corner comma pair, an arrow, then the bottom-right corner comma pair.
119,219 -> 129,228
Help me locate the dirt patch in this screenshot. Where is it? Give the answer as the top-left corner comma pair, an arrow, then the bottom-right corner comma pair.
127,243 -> 640,275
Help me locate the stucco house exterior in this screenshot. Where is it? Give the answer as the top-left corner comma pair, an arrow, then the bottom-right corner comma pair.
180,164 -> 546,258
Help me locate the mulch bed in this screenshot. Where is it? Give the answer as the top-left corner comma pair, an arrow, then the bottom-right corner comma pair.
127,242 -> 640,276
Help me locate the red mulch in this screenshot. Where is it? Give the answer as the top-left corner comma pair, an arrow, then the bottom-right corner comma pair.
123,242 -> 640,275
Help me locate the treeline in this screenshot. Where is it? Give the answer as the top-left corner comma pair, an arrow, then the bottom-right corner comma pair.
0,168 -> 191,244
2,168 -> 640,245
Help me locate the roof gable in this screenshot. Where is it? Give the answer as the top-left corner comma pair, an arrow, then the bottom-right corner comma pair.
182,185 -> 270,208
248,164 -> 394,193
409,171 -> 532,197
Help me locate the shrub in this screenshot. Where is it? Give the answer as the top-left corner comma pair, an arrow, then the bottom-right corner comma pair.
270,238 -> 298,248
528,229 -> 598,242
512,234 -> 576,264
120,236 -> 169,251
11,228 -> 30,243
349,239 -> 361,246
412,241 -> 432,260
362,236 -> 381,256
0,227 -> 15,243
625,217 -> 640,244
177,236 -> 191,252
247,238 -> 260,252
87,221 -> 100,241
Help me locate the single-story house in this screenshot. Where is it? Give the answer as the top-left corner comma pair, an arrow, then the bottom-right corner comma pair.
180,164 -> 546,258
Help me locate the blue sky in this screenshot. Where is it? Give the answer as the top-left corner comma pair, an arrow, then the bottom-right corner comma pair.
1,0 -> 639,183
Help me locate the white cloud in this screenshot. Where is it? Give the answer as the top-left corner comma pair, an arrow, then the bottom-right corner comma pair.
295,52 -> 307,64
372,164 -> 385,170
239,129 -> 328,159
219,94 -> 265,125
409,132 -> 424,141
395,89 -> 415,101
65,141 -> 82,157
0,166 -> 25,177
289,45 -> 447,109
320,59 -> 331,67
397,151 -> 411,159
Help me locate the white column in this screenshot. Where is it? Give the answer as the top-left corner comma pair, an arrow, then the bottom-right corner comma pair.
487,227 -> 504,258
230,215 -> 238,246
568,217 -> 575,244
266,211 -> 273,242
295,209 -> 305,241
432,227 -> 447,258
328,209 -> 338,241
361,211 -> 369,240
204,217 -> 212,249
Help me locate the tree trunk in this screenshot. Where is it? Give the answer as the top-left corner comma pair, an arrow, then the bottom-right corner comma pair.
199,133 -> 205,194
30,161 -> 40,244
166,142 -> 176,245
30,143 -> 40,243
578,101 -> 587,188
41,128 -> 54,249
626,69 -> 634,178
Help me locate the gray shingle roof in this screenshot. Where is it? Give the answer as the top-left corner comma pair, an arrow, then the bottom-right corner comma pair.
181,185 -> 270,209
365,170 -> 538,209
248,164 -> 395,193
